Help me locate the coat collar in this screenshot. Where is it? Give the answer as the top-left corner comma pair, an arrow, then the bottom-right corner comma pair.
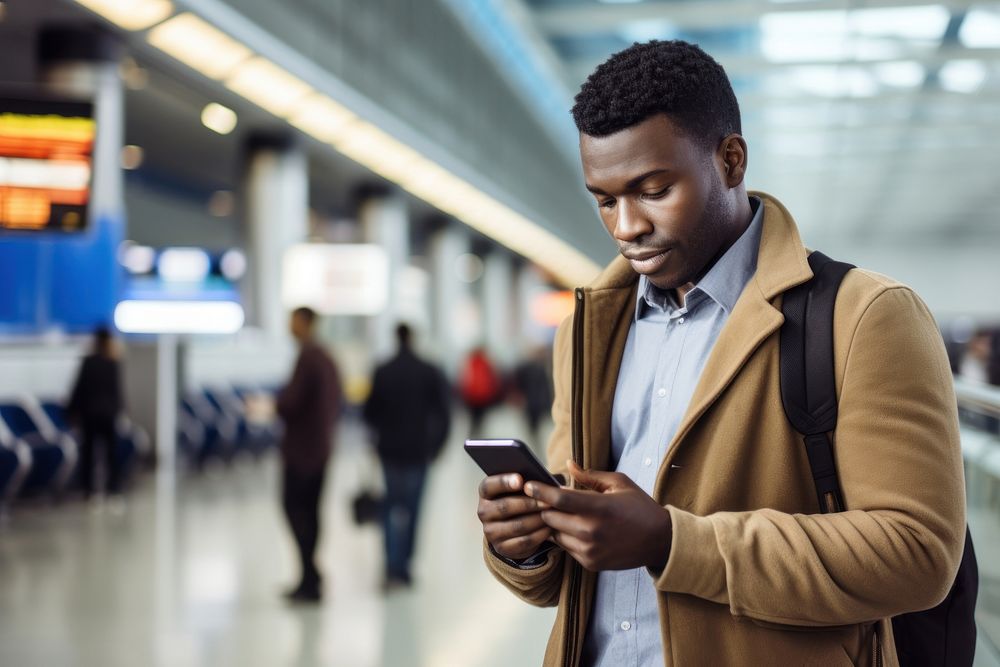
578,191 -> 815,475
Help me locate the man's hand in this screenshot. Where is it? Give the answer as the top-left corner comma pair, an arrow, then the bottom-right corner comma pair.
526,461 -> 672,572
477,473 -> 552,561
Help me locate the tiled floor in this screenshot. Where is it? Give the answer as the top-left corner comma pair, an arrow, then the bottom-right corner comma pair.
2,407 -> 999,666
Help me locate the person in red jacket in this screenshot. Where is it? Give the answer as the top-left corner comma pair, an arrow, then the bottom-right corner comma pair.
459,346 -> 501,439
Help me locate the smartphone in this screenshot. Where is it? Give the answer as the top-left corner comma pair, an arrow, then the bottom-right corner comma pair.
464,439 -> 560,487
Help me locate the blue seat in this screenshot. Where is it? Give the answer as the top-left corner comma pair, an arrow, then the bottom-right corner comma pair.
180,395 -> 236,468
0,403 -> 75,496
0,433 -> 31,505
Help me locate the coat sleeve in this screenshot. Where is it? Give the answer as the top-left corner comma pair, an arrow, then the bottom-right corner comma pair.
276,351 -> 312,421
482,314 -> 574,607
653,286 -> 966,627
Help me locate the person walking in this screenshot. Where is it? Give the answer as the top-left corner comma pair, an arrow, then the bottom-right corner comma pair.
459,346 -> 500,439
277,307 -> 342,603
476,40 -> 967,666
511,348 -> 554,447
67,326 -> 124,501
363,324 -> 451,590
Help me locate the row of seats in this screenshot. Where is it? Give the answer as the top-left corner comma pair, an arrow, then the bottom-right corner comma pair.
178,386 -> 281,469
0,396 -> 149,505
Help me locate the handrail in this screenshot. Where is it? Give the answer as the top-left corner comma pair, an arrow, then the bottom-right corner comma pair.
954,377 -> 1000,418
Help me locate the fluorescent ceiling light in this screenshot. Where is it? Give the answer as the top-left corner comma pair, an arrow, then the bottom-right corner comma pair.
225,57 -> 313,117
115,300 -> 245,334
848,5 -> 949,41
288,94 -> 357,143
787,65 -> 879,98
201,102 -> 238,135
73,0 -> 173,31
332,122 -> 421,182
960,8 -> 1000,48
939,60 -> 988,93
148,13 -> 251,80
873,61 -> 925,88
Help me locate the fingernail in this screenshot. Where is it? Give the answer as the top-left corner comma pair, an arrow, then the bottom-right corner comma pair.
524,483 -> 534,497
507,474 -> 519,488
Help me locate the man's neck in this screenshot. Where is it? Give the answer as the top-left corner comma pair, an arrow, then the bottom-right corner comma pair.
673,196 -> 755,307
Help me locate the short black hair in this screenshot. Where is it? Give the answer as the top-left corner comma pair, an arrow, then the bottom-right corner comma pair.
395,323 -> 412,348
571,40 -> 741,151
292,306 -> 317,326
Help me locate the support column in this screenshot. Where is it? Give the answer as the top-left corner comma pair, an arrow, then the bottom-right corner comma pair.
359,189 -> 409,362
481,250 -> 515,367
243,133 -> 309,341
430,222 -> 475,377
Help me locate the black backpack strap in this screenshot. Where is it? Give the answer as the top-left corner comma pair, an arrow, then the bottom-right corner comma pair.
780,251 -> 855,514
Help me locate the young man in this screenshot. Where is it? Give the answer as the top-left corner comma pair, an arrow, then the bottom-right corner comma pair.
277,306 -> 342,603
477,41 -> 965,666
363,324 -> 451,589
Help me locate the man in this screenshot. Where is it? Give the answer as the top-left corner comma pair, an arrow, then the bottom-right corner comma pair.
364,324 -> 451,589
277,306 -> 342,603
476,41 -> 965,666
68,326 -> 124,501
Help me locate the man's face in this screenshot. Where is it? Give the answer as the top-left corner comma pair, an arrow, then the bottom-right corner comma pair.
289,313 -> 308,340
580,114 -> 736,291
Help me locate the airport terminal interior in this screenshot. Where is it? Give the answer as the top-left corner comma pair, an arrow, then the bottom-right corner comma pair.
1,0 -> 1000,665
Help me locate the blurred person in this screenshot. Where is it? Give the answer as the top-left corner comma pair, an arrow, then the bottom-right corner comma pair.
459,346 -> 501,438
363,324 -> 451,589
476,41 -> 967,666
67,326 -> 124,501
511,348 -> 553,447
959,330 -> 992,383
277,307 -> 342,603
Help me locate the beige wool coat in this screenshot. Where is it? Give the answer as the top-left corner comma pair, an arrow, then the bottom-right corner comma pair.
484,192 -> 966,666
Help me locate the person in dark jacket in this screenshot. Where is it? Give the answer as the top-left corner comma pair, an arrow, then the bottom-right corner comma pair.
276,307 -> 342,603
512,348 -> 554,447
363,324 -> 451,589
67,326 -> 124,499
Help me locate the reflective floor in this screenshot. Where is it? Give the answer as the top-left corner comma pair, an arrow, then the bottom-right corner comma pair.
0,409 -> 555,667
2,408 -> 999,666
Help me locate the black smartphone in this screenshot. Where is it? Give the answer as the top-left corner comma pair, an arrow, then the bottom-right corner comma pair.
464,439 -> 560,487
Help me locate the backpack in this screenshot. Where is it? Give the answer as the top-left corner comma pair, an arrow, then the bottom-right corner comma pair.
779,251 -> 979,667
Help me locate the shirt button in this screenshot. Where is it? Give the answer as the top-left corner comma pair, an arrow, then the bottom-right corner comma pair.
657,387 -> 666,398
644,457 -> 653,467
620,621 -> 631,631
678,317 -> 686,324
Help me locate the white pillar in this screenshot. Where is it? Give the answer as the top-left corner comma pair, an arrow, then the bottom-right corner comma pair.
430,224 -> 475,377
360,192 -> 409,362
481,251 -> 515,367
244,136 -> 309,340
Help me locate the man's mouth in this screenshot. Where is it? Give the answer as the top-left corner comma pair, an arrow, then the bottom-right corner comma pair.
623,248 -> 671,273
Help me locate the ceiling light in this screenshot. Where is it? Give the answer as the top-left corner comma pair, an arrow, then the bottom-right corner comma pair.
114,300 -> 244,334
201,103 -> 237,135
873,61 -> 925,88
939,60 -> 988,94
288,94 -> 357,143
72,0 -> 173,31
158,248 -> 211,282
332,122 -> 421,182
225,57 -> 313,117
960,8 -> 1000,48
848,5 -> 949,41
788,65 -> 879,98
148,13 -> 251,80
219,249 -> 247,281
119,242 -> 156,274
120,145 -> 144,170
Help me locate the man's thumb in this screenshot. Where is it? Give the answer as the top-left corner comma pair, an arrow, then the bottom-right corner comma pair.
567,460 -> 615,492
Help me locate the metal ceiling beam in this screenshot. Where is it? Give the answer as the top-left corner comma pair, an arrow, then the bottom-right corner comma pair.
536,0 -> 979,35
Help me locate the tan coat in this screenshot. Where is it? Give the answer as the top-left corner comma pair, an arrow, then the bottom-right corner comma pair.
484,192 -> 966,666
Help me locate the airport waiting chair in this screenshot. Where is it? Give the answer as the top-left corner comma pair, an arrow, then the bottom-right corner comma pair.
0,419 -> 32,506
180,394 -> 237,468
40,401 -> 149,492
0,399 -> 77,497
204,387 -> 275,458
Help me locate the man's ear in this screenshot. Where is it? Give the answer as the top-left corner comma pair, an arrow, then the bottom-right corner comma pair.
720,134 -> 748,187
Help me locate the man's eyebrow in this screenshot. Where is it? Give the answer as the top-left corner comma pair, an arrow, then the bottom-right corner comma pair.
585,169 -> 670,196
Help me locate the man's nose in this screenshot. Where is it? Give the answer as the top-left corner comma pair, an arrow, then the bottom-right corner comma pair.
613,199 -> 652,243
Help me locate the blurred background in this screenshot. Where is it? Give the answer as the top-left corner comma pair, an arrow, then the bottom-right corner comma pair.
0,0 -> 999,665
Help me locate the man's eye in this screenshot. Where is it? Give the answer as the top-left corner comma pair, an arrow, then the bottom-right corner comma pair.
600,199 -> 616,209
643,187 -> 670,199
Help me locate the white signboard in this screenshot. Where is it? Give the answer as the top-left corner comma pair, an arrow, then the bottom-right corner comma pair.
281,243 -> 389,315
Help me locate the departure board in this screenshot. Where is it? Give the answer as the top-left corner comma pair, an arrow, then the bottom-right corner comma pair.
0,96 -> 95,232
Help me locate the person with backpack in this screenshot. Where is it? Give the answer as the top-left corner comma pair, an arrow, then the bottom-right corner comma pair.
475,40 -> 971,666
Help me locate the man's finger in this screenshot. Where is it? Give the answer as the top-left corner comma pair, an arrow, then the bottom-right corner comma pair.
494,526 -> 552,559
524,481 -> 596,513
479,473 -> 523,499
483,513 -> 548,542
539,509 -> 592,538
550,530 -> 589,562
567,460 -> 620,492
477,495 -> 544,522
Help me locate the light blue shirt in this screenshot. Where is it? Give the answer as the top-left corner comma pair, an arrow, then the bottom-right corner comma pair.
580,197 -> 764,667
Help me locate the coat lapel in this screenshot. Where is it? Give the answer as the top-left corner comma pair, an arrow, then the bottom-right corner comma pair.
661,191 -> 815,467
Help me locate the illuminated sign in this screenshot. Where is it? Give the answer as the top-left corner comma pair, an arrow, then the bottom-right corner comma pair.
0,97 -> 95,232
282,243 -> 389,315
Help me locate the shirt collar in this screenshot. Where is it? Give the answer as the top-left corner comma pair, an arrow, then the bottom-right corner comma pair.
635,196 -> 764,322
